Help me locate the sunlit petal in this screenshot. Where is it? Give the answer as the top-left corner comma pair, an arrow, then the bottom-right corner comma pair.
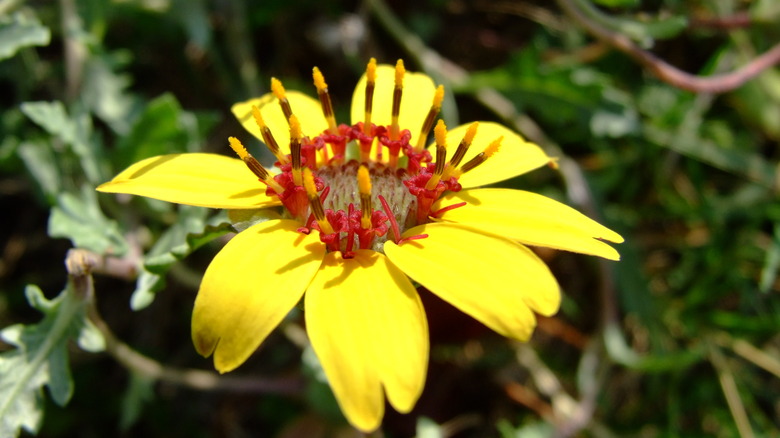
385,223 -> 560,338
351,64 -> 436,142
232,91 -> 328,154
434,122 -> 552,188
434,188 -> 623,260
192,219 -> 325,373
97,153 -> 280,209
305,251 -> 385,432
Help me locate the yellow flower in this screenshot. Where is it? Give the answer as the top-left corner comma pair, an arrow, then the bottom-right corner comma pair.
97,59 -> 623,432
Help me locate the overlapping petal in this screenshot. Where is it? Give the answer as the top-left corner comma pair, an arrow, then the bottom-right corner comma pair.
232,91 -> 329,153
192,219 -> 325,373
305,251 -> 380,431
97,153 -> 280,209
436,122 -> 552,188
351,64 -> 437,142
305,250 -> 428,431
433,188 -> 623,260
384,223 -> 560,340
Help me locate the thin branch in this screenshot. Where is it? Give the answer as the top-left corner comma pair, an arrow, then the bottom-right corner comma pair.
556,0 -> 780,93
67,247 -> 303,396
709,345 -> 756,438
690,13 -> 752,30
60,0 -> 87,102
87,299 -> 304,395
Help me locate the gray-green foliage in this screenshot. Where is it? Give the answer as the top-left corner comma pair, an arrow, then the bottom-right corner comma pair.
0,285 -> 104,437
49,185 -> 129,255
130,206 -> 232,310
0,11 -> 50,61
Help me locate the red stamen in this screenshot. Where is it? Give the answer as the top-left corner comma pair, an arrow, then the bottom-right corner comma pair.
344,203 -> 356,257
378,195 -> 401,244
430,201 -> 467,218
398,233 -> 428,245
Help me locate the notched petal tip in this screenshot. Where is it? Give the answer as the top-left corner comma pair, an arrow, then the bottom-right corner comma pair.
192,333 -> 218,358
191,219 -> 325,375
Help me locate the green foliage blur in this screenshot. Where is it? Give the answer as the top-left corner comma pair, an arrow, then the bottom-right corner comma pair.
1,0 -> 779,436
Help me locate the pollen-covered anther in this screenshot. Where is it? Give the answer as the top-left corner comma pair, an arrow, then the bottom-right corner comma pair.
228,137 -> 284,193
363,58 -> 377,135
289,115 -> 304,186
415,84 -> 445,152
389,59 -> 405,141
425,120 -> 448,190
453,135 -> 503,178
303,167 -> 334,235
357,165 -> 373,229
251,105 -> 288,164
312,67 -> 338,134
271,77 -> 293,121
442,121 -> 478,180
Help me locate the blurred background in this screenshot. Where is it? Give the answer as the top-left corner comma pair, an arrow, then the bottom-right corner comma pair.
1,0 -> 779,436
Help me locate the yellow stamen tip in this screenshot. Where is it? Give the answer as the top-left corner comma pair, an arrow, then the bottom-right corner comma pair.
251,105 -> 266,129
434,119 -> 448,147
394,59 -> 405,87
303,167 -> 318,197
289,114 -> 302,140
228,137 -> 248,160
464,122 -> 479,144
367,58 -> 377,83
357,165 -> 372,195
312,67 -> 327,92
433,85 -> 445,108
485,136 -> 503,157
270,77 -> 286,100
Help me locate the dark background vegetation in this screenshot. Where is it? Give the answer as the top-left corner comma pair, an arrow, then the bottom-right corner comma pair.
1,0 -> 779,436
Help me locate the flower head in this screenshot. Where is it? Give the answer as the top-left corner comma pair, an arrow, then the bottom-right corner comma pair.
97,59 -> 623,432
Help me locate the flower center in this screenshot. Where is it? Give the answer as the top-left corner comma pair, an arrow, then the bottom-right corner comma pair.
229,58 -> 504,258
317,161 -> 418,245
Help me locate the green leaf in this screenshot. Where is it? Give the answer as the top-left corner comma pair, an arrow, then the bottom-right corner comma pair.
568,0 -> 687,47
759,224 -> 780,293
170,0 -> 211,48
592,0 -> 638,6
728,68 -> 780,140
130,269 -> 162,312
118,372 -> 155,431
0,284 -> 100,437
497,419 -> 554,438
116,94 -> 187,167
643,119 -> 777,190
48,185 -> 129,255
227,208 -> 282,232
20,101 -> 104,184
0,12 -> 51,61
81,53 -> 138,135
416,417 -> 445,438
130,207 -> 232,310
465,50 -> 638,140
17,141 -> 62,201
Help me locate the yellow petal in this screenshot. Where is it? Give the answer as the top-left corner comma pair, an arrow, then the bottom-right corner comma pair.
305,251 -> 386,432
384,223 -> 560,339
97,153 -> 280,209
192,219 -> 325,373
435,122 -> 552,188
351,64 -> 436,142
232,91 -> 329,153
434,188 -> 623,260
